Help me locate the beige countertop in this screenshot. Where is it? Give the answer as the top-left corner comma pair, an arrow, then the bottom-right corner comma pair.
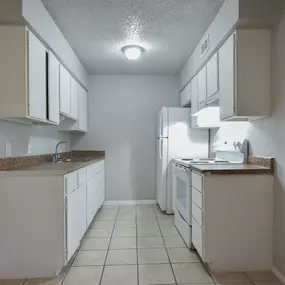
0,157 -> 105,176
190,163 -> 272,175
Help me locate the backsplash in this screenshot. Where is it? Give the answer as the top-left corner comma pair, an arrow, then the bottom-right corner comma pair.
0,120 -> 71,157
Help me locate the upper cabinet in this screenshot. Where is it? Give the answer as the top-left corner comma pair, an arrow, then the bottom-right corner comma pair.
197,65 -> 207,109
219,30 -> 271,121
190,75 -> 198,116
206,52 -> 219,100
48,51 -> 60,125
180,82 -> 191,107
70,77 -> 79,121
78,86 -> 88,132
0,26 -> 51,123
59,65 -> 71,117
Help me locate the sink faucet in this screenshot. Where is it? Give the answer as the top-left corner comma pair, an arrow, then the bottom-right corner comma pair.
53,141 -> 68,162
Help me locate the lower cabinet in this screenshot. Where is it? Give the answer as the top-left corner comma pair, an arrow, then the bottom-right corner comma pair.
65,160 -> 105,263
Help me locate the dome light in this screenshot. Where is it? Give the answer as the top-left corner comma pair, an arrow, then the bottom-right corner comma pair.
122,45 -> 144,60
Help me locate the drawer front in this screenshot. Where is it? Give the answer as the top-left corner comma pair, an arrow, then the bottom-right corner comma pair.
87,164 -> 95,180
65,172 -> 78,194
192,202 -> 203,226
78,167 -> 87,186
192,172 -> 203,192
192,187 -> 203,209
94,160 -> 105,174
192,217 -> 203,259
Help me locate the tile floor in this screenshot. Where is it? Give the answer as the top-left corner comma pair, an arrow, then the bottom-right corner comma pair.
0,204 -> 283,285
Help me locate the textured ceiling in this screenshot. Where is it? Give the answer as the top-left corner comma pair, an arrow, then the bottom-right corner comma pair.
41,0 -> 225,75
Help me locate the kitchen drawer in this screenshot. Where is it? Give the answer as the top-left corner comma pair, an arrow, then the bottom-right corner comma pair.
192,172 -> 203,192
87,164 -> 95,180
94,160 -> 105,174
78,167 -> 87,186
192,202 -> 203,226
65,172 -> 78,194
192,217 -> 203,259
192,187 -> 203,209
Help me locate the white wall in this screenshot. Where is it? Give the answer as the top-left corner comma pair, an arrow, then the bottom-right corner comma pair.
72,75 -> 180,201
0,120 -> 70,157
210,10 -> 285,276
22,0 -> 88,88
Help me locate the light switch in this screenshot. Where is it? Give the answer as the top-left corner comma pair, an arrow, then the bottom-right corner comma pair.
5,142 -> 11,157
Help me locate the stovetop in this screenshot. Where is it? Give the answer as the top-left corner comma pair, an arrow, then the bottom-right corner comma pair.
174,158 -> 240,166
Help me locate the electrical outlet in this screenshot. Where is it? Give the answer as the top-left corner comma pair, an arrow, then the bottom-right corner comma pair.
5,142 -> 12,157
28,143 -> 32,155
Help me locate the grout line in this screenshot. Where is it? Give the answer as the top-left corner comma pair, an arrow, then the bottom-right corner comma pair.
98,205 -> 119,285
153,204 -> 178,285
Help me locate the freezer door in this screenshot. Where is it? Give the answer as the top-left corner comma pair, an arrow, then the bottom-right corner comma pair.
157,108 -> 169,138
156,138 -> 168,211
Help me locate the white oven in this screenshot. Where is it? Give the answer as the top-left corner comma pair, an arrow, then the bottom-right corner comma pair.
173,162 -> 191,224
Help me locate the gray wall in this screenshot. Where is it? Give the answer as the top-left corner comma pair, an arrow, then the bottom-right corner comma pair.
0,120 -> 70,157
210,10 -> 285,276
72,75 -> 180,201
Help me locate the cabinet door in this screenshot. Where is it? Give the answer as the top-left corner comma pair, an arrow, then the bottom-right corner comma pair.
100,169 -> 106,206
59,65 -> 71,116
28,30 -> 47,121
78,182 -> 87,238
180,83 -> 191,107
206,53 -> 219,99
66,190 -> 79,261
70,77 -> 79,121
197,65 -> 207,107
48,51 -> 60,124
191,75 -> 198,115
87,178 -> 94,226
79,86 -> 88,132
219,34 -> 235,120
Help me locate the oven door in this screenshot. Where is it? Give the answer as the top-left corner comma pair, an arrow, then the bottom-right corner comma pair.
174,164 -> 191,224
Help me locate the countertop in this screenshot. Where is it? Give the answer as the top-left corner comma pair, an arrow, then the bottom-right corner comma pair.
0,157 -> 105,176
189,163 -> 272,175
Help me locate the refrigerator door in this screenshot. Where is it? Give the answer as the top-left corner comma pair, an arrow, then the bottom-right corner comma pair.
156,137 -> 168,212
157,107 -> 169,138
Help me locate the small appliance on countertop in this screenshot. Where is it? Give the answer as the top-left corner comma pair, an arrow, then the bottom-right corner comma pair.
172,140 -> 248,249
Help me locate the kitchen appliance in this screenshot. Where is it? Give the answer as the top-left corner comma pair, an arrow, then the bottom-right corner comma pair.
156,107 -> 209,214
173,142 -> 247,249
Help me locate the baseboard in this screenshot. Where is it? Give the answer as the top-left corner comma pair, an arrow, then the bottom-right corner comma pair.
104,200 -> 157,206
272,266 -> 285,284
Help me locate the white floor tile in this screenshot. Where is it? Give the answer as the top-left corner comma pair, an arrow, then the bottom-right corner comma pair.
139,264 -> 175,285
163,236 -> 187,248
138,248 -> 169,264
211,272 -> 251,283
137,227 -> 161,237
91,221 -> 114,230
109,237 -> 137,249
101,265 -> 137,285
138,237 -> 164,248
85,228 -> 112,238
72,250 -> 107,266
112,227 -> 136,237
173,263 -> 213,284
81,238 -> 110,250
246,272 -> 280,283
105,249 -> 137,265
62,266 -> 103,285
167,248 -> 200,263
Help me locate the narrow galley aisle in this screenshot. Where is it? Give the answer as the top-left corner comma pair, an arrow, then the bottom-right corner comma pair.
1,205 -> 283,285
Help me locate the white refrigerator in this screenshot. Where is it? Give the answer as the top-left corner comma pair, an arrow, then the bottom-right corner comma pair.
156,107 -> 209,214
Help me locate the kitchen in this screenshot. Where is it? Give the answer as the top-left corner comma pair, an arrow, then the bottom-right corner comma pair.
0,0 -> 285,285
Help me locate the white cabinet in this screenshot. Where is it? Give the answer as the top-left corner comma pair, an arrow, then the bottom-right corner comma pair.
79,86 -> 88,132
191,171 -> 273,272
66,189 -> 79,261
28,30 -> 47,121
0,26 -> 57,123
70,77 -> 79,121
197,65 -> 207,108
219,29 -> 271,121
180,82 -> 191,107
190,75 -> 198,115
78,182 -> 87,237
206,52 -> 219,100
87,176 -> 95,226
48,51 -> 60,124
59,64 -> 71,117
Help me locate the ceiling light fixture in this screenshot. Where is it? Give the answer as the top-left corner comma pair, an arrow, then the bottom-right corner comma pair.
122,45 -> 144,60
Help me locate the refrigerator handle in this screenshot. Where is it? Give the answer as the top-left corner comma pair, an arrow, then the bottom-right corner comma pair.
160,115 -> 163,137
160,139 -> 163,160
